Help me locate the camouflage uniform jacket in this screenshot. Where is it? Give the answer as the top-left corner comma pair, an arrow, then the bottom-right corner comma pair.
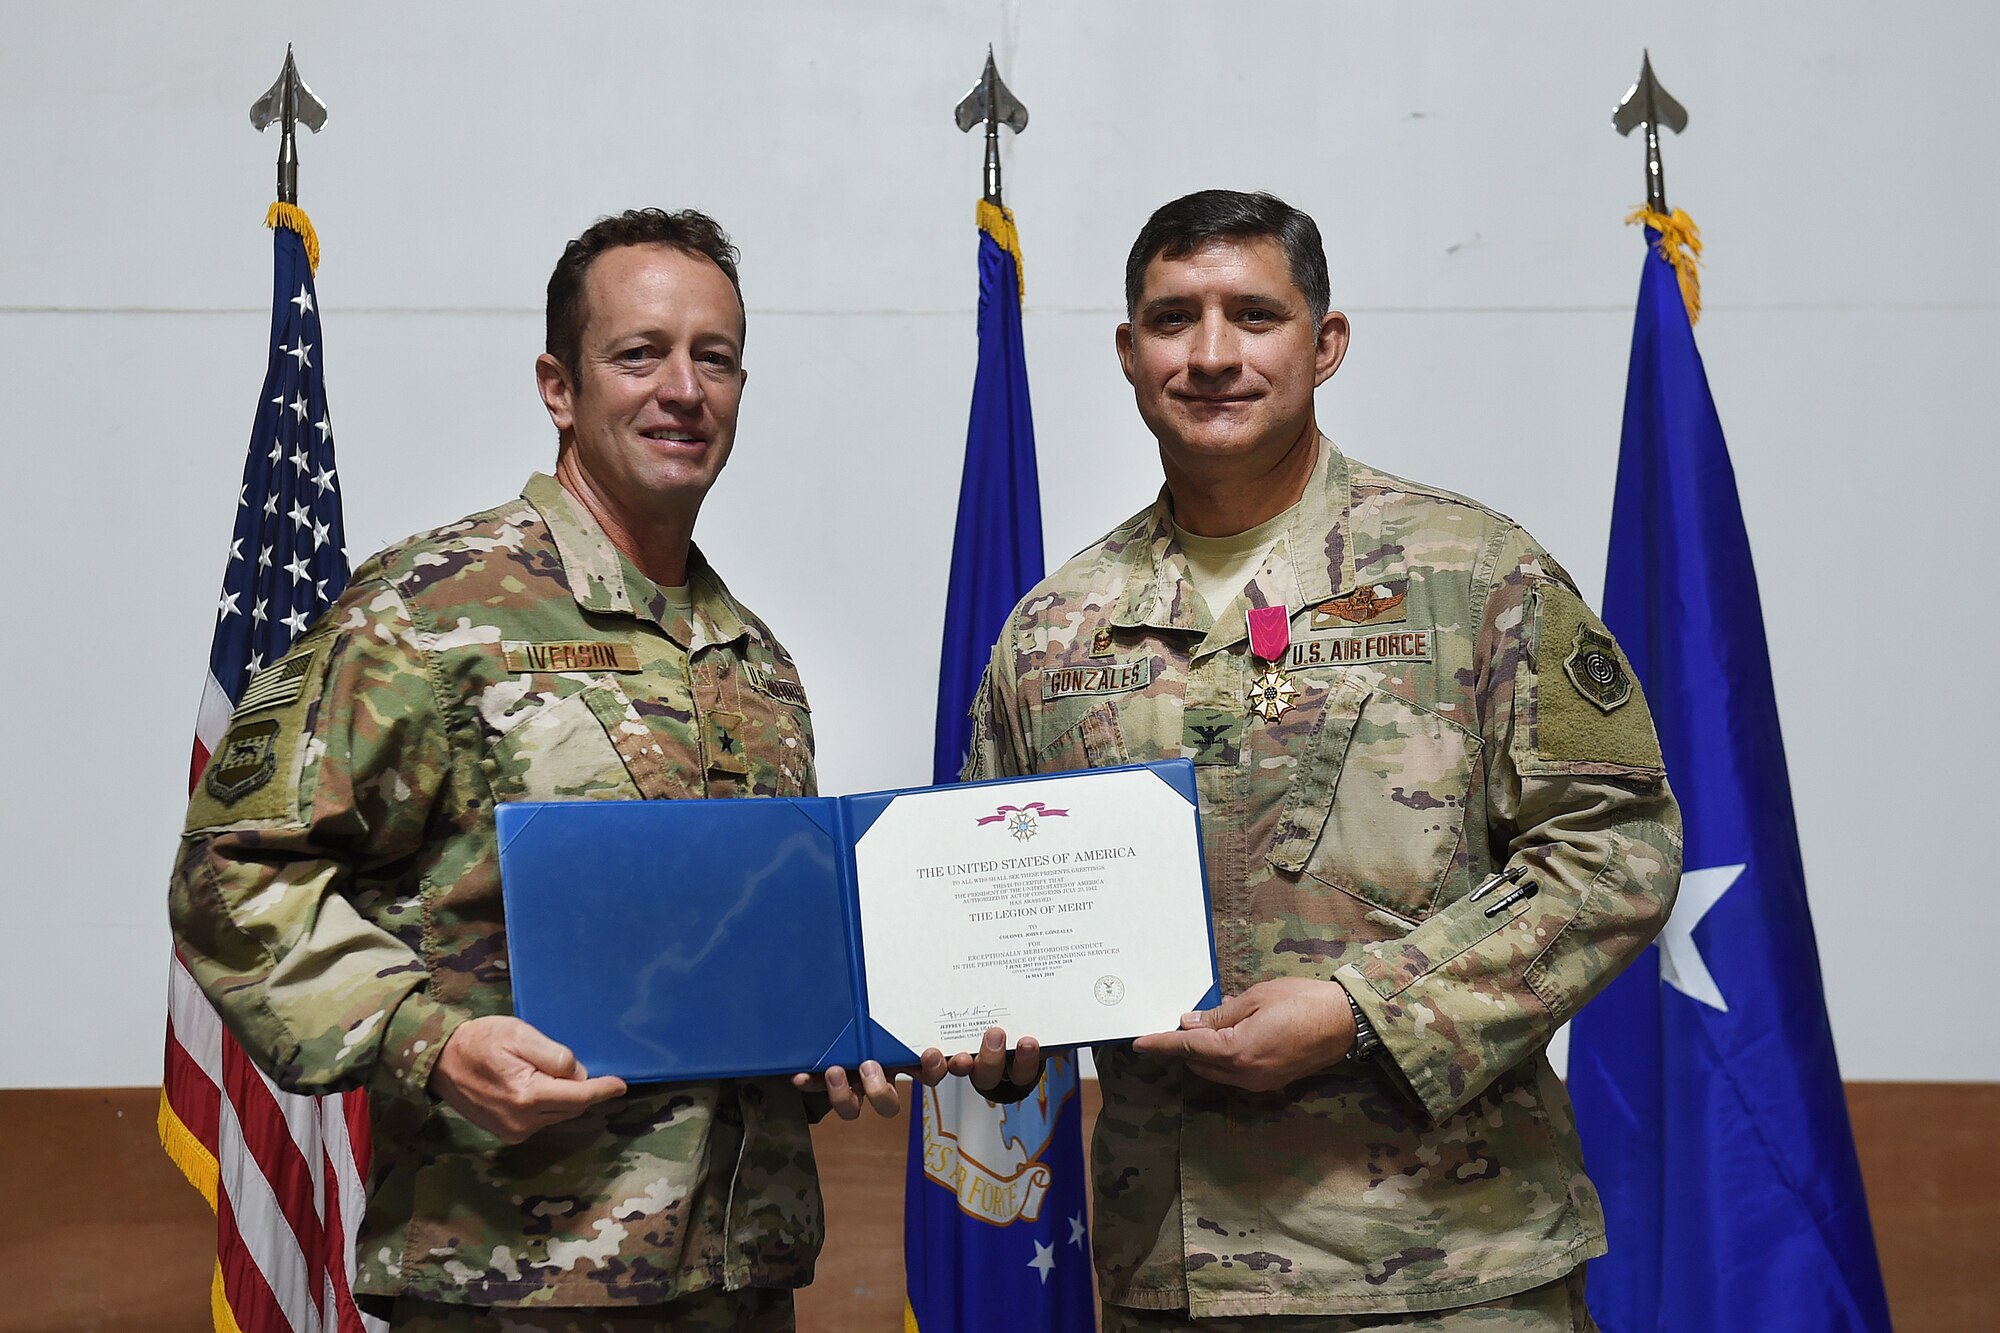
170,474 -> 823,1308
966,439 -> 1682,1317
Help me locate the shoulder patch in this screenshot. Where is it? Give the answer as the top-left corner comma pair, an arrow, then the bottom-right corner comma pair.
184,636 -> 337,830
234,647 -> 319,715
1530,580 -> 1663,771
1563,624 -> 1632,713
205,718 -> 283,803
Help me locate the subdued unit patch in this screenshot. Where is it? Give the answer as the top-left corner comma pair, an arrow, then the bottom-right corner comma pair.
1564,624 -> 1632,713
185,633 -> 336,829
1533,580 -> 1663,770
205,718 -> 281,803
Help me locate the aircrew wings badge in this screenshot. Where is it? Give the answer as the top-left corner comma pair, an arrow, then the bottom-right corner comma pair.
1312,583 -> 1408,627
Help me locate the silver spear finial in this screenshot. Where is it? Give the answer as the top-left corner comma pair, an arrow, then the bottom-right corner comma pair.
1613,51 -> 1688,215
249,45 -> 328,205
954,47 -> 1029,206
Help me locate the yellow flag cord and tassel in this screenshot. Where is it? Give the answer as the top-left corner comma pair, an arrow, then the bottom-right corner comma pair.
266,201 -> 321,273
977,198 -> 1025,302
1626,206 -> 1701,324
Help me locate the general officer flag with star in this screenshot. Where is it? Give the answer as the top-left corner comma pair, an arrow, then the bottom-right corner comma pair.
905,200 -> 1094,1333
1566,221 -> 1892,1332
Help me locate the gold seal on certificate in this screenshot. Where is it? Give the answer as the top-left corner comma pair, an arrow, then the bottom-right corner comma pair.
855,764 -> 1215,1054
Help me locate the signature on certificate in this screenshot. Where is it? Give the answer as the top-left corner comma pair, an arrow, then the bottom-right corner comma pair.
936,1003 -> 1009,1026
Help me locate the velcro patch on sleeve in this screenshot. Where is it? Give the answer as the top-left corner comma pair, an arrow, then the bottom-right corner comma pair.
185,636 -> 337,830
502,640 -> 643,673
1531,580 -> 1663,770
234,650 -> 318,715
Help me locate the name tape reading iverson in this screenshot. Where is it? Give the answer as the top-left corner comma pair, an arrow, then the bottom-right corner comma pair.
502,640 -> 644,674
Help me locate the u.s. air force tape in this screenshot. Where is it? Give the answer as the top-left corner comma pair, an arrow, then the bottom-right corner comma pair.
1285,627 -> 1434,669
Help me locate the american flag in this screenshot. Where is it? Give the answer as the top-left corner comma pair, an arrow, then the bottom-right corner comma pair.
159,203 -> 382,1333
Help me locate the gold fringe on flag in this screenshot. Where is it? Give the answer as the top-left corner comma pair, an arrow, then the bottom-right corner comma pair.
1626,206 -> 1701,324
977,198 -> 1025,302
156,1090 -> 221,1210
211,1262 -> 249,1333
266,201 -> 321,274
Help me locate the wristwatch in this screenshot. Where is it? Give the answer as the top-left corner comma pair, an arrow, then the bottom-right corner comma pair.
1343,988 -> 1383,1063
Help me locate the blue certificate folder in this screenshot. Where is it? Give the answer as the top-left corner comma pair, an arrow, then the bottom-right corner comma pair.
495,758 -> 1215,1084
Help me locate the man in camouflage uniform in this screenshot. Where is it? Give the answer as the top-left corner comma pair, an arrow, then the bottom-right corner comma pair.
170,209 -> 910,1332
966,191 -> 1682,1330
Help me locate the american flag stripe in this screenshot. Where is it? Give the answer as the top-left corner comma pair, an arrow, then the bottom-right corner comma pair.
321,1107 -> 371,1333
217,1187 -> 296,1333
160,204 -> 383,1333
196,672 -> 236,758
225,1040 -> 329,1292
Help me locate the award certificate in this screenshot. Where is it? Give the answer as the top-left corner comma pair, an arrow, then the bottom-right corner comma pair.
854,766 -> 1215,1054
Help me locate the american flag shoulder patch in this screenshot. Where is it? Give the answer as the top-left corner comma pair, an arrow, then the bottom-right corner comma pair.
235,647 -> 319,717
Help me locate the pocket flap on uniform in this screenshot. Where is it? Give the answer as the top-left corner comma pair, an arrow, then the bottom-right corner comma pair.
485,676 -> 657,802
1265,669 -> 1373,874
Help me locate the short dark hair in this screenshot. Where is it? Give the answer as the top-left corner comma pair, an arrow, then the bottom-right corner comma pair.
545,208 -> 745,384
1123,190 -> 1330,322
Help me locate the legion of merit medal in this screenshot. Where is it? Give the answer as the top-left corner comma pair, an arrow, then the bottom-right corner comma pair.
1245,605 -> 1297,720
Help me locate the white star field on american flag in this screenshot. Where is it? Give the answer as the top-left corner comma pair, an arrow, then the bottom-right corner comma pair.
204,275 -> 348,728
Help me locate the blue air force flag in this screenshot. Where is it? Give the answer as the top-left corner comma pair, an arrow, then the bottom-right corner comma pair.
1566,226 -> 1892,1332
906,201 -> 1094,1333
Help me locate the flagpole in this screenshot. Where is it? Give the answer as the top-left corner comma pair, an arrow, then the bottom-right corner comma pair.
906,52 -> 1091,1333
1567,57 -> 1893,1332
160,47 -> 380,1333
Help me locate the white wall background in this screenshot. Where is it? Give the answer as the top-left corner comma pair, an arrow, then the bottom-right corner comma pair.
2,1 -> 1992,1086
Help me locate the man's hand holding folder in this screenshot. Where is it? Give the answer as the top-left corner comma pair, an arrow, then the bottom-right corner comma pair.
797,1028 -> 1046,1119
